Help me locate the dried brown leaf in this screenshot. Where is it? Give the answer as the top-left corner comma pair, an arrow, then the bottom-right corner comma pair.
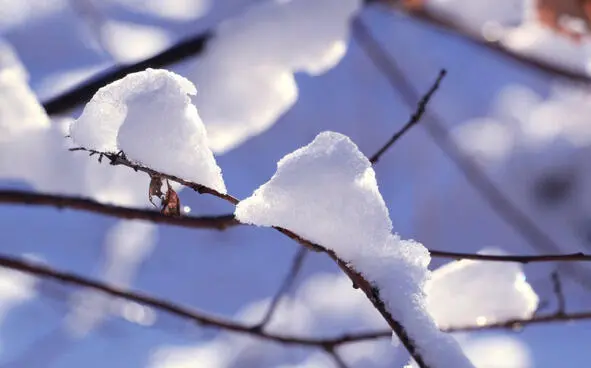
148,175 -> 164,208
161,180 -> 181,217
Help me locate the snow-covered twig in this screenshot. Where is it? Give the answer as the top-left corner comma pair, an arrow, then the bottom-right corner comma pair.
65,152 -> 433,365
40,0 -> 591,117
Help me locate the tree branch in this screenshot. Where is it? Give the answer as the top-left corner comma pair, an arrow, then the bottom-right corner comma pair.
0,253 -> 379,348
255,247 -> 309,330
5,189 -> 591,263
370,69 -> 446,164
0,189 -> 237,230
63,152 -> 432,366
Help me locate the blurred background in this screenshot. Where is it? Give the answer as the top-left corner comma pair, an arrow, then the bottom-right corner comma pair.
1,0 -> 591,366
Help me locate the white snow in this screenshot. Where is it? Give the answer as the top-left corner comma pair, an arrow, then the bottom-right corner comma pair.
425,249 -> 539,328
69,68 -> 227,193
236,131 -> 474,368
0,39 -> 50,142
184,0 -> 361,153
100,20 -> 172,63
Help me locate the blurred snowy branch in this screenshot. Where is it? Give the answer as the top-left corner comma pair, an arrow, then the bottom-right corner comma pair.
41,0 -> 591,117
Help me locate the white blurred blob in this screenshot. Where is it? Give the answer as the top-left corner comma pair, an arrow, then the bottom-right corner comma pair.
426,248 -> 539,328
185,0 -> 361,154
0,39 -> 50,142
65,220 -> 157,336
115,300 -> 157,326
107,0 -> 210,21
461,335 -> 532,368
0,266 -> 37,320
100,20 -> 172,63
0,0 -> 66,30
453,118 -> 514,164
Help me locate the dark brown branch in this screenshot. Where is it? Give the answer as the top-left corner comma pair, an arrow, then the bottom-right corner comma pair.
68,148 -> 239,204
352,16 -> 579,279
370,69 -> 447,164
551,271 -> 567,315
429,250 -> 591,263
66,149 -> 431,366
0,189 -> 238,230
327,348 -> 351,368
0,253 -> 380,348
256,247 -> 309,329
2,252 -> 591,355
6,189 -> 591,264
442,310 -> 591,333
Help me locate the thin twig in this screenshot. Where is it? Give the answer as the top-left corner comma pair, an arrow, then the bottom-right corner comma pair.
351,16 -> 580,280
429,250 -> 591,263
551,271 -> 566,315
326,348 -> 351,368
369,69 -> 446,164
442,310 -> 591,333
255,247 -> 309,330
0,189 -> 238,230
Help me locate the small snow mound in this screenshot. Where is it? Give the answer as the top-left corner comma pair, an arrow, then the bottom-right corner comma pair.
70,68 -> 226,193
236,131 -> 474,367
236,131 -> 392,251
426,249 -> 539,327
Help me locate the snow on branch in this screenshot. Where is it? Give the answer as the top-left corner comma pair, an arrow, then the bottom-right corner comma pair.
236,132 -> 474,368
69,68 -> 226,194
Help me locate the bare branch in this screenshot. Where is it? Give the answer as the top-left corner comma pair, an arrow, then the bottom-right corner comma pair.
351,16 -> 581,282
429,250 -> 591,263
370,69 -> 446,164
0,253 -> 379,348
255,247 -> 309,330
551,271 -> 567,315
6,190 -> 591,264
64,149 -> 431,366
442,310 -> 591,333
326,348 -> 351,368
0,189 -> 237,230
